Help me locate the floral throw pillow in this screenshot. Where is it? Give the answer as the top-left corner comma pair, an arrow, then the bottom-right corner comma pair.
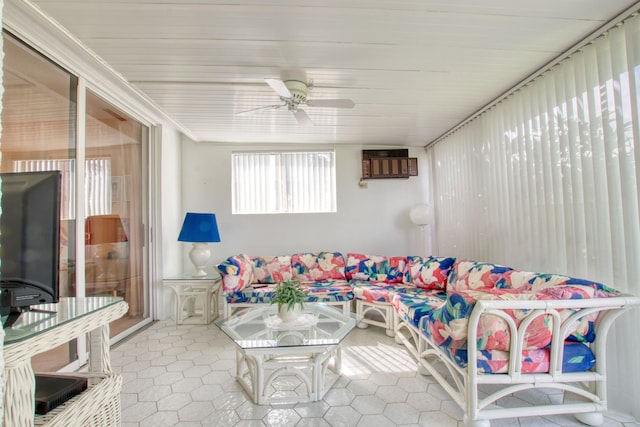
217,253 -> 254,293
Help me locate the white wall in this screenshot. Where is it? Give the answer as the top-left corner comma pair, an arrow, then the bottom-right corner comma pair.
177,141 -> 430,272
155,125 -> 183,320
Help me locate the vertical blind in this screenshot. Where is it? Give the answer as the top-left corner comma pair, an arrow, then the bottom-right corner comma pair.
13,158 -> 111,219
428,13 -> 640,416
232,151 -> 336,214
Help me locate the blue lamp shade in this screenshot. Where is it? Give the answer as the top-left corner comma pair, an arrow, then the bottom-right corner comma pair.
178,213 -> 221,243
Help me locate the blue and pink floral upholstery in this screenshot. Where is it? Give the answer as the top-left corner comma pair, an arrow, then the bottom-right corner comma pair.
302,280 -> 354,303
347,253 -> 450,302
345,253 -> 407,283
251,255 -> 293,284
351,281 -> 417,303
411,259 -> 619,374
223,280 -> 354,305
218,253 -> 621,379
403,256 -> 455,290
441,342 -> 596,374
292,251 -> 346,282
391,289 -> 447,328
224,284 -> 278,304
218,253 -> 254,293
218,252 -> 352,306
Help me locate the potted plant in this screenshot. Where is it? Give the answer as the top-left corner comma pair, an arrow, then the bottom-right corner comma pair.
272,280 -> 305,322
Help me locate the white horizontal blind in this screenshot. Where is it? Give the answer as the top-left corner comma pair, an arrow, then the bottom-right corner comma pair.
13,158 -> 111,219
232,151 -> 336,214
428,14 -> 640,416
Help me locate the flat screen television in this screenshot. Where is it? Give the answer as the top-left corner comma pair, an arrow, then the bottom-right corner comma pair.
0,170 -> 61,328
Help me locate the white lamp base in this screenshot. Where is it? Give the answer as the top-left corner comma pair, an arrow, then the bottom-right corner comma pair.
189,243 -> 211,277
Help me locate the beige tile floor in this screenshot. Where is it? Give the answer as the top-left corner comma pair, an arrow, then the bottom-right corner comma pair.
112,319 -> 640,427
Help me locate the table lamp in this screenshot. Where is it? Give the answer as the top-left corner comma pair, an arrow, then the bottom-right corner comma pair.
178,212 -> 221,277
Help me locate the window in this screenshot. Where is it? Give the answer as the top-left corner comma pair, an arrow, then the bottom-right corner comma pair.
232,151 -> 337,214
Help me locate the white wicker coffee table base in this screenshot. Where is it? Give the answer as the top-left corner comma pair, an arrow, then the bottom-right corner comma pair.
236,344 -> 342,405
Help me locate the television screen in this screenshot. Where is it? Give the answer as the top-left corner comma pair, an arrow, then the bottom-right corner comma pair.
0,171 -> 61,327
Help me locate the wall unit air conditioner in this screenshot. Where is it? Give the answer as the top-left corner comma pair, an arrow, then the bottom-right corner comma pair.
361,149 -> 418,179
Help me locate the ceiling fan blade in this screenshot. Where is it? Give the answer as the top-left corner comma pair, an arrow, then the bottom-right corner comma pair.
293,109 -> 313,126
264,78 -> 292,99
236,104 -> 283,116
306,99 -> 355,108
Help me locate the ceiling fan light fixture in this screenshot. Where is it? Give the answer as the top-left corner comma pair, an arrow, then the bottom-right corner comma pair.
240,75 -> 355,126
283,80 -> 309,104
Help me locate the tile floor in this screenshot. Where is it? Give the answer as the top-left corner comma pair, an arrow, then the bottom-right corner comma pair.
112,320 -> 640,427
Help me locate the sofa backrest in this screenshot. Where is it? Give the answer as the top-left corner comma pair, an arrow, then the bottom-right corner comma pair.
292,251 -> 346,282
403,256 -> 456,290
448,259 -> 615,296
345,253 -> 407,283
250,255 -> 293,284
447,260 -> 533,292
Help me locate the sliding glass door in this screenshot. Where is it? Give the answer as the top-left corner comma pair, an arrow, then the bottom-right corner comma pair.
84,90 -> 148,335
1,31 -> 151,369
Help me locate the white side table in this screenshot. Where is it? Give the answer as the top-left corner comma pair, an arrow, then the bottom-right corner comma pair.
163,273 -> 221,324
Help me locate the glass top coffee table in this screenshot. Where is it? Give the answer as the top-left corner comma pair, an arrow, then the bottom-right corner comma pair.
216,303 -> 359,404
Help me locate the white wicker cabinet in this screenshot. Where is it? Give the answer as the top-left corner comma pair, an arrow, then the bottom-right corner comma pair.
2,297 -> 128,427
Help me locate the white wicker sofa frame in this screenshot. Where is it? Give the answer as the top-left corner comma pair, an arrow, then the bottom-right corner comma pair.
393,284 -> 640,426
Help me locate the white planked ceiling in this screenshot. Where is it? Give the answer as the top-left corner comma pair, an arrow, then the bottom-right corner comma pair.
28,0 -> 640,147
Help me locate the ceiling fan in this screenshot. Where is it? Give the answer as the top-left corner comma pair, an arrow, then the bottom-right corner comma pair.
237,78 -> 355,126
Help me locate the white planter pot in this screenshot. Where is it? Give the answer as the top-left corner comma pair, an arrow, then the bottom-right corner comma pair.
278,304 -> 302,323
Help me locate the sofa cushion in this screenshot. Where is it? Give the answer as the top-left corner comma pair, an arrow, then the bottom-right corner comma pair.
225,284 -> 278,304
351,281 -> 416,303
442,342 -> 595,374
292,252 -> 346,282
422,282 -> 615,357
218,254 -> 254,293
345,253 -> 407,283
424,289 -> 556,352
300,280 -> 354,303
390,290 -> 447,328
403,256 -> 456,290
224,280 -> 353,304
529,273 -> 617,296
251,255 -> 293,284
447,260 -> 524,292
447,260 -> 537,291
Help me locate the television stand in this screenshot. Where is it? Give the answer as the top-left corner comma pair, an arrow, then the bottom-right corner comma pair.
1,297 -> 128,426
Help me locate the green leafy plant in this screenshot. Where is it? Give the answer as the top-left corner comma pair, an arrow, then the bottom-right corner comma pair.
272,280 -> 305,310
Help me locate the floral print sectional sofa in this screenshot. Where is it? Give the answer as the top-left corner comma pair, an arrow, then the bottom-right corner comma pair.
217,251 -> 353,318
217,251 -> 639,426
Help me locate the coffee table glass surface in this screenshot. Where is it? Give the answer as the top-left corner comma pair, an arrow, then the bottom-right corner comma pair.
216,303 -> 359,349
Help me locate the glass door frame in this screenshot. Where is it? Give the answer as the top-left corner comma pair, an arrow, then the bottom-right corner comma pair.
3,4 -> 161,368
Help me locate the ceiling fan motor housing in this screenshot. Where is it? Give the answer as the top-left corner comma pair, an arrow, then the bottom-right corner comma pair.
284,80 -> 309,104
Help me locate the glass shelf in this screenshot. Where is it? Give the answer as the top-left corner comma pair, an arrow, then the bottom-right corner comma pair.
163,272 -> 220,281
3,296 -> 124,344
